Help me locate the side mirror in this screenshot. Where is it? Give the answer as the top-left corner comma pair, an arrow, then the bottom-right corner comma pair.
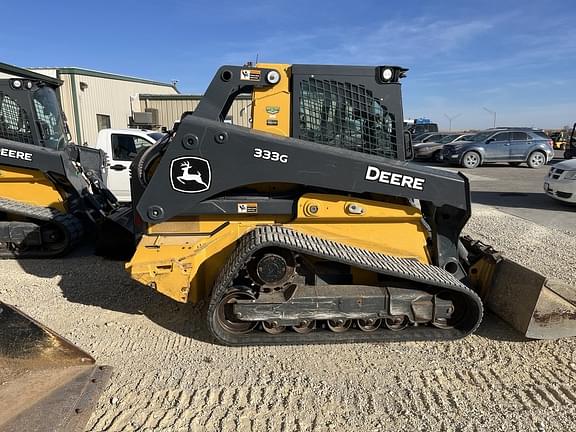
486,138 -> 495,144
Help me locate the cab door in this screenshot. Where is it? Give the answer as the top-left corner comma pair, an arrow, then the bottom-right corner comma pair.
484,132 -> 510,161
107,134 -> 154,202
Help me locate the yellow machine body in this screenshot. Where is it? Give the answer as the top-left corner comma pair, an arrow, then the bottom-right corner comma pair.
251,63 -> 291,137
0,165 -> 66,213
127,194 -> 430,304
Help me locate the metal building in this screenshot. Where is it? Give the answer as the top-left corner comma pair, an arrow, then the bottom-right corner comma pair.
2,61 -> 251,146
31,67 -> 179,145
138,94 -> 252,130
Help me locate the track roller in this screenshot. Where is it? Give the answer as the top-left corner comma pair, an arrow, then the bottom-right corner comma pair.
327,319 -> 352,333
291,320 -> 315,334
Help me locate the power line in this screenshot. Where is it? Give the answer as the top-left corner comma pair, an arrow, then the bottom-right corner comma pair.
483,107 -> 496,128
444,113 -> 462,131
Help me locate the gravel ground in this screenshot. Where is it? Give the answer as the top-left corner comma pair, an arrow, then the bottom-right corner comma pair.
1,205 -> 575,432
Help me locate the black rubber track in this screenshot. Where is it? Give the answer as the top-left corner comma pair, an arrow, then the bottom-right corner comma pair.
207,225 -> 483,346
0,197 -> 84,258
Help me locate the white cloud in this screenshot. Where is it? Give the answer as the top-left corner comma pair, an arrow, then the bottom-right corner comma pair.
219,16 -> 495,65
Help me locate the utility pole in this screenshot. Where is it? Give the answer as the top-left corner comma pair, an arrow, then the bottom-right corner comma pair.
483,107 -> 496,128
444,113 -> 462,131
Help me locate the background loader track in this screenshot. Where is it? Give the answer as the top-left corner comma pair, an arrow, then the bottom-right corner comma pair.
0,197 -> 83,258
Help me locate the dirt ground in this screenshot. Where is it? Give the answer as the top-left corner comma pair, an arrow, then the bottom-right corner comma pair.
1,205 -> 575,432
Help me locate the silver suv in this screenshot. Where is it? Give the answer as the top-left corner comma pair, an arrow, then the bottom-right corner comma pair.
443,128 -> 554,169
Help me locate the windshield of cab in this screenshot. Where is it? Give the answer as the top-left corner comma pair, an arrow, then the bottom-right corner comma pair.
32,86 -> 67,150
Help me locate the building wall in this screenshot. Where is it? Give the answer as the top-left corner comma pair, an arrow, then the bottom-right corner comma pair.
139,95 -> 252,130
68,73 -> 178,145
6,64 -> 251,146
33,69 -> 178,145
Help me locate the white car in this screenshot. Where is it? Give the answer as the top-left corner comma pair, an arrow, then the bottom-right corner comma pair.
544,159 -> 576,203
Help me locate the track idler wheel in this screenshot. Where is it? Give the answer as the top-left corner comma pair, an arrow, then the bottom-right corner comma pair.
327,319 -> 352,333
216,289 -> 257,334
432,291 -> 465,329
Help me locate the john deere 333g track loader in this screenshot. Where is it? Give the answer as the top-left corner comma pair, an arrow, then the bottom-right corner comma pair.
125,63 -> 575,345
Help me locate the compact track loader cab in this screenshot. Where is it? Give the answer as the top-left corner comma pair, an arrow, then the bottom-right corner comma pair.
0,72 -> 122,257
127,63 -> 576,345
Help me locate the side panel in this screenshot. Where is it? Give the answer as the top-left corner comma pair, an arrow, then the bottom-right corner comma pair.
252,63 -> 291,137
128,194 -> 430,303
0,166 -> 65,212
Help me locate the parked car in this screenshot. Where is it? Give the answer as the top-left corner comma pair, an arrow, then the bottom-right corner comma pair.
412,132 -> 450,144
413,133 -> 475,161
442,128 -> 554,169
544,159 -> 576,203
91,129 -> 164,201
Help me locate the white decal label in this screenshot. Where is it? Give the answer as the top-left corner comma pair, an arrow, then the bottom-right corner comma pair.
253,148 -> 288,163
0,148 -> 32,162
365,165 -> 425,191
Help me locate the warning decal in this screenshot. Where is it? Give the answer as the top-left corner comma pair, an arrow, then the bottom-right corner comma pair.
240,69 -> 261,81
237,203 -> 258,214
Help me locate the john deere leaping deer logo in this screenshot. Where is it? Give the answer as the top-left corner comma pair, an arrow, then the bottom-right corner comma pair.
170,156 -> 211,193
177,160 -> 209,187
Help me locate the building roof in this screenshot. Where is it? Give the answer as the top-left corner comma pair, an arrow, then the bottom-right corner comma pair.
0,62 -> 62,86
31,67 -> 179,93
139,93 -> 251,100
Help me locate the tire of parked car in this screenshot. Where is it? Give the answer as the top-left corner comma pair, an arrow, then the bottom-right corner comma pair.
461,151 -> 481,169
527,151 -> 546,169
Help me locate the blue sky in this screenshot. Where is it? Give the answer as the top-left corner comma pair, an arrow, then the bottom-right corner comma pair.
2,0 -> 574,129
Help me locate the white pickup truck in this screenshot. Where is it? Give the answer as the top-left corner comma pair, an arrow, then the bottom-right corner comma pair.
93,129 -> 164,202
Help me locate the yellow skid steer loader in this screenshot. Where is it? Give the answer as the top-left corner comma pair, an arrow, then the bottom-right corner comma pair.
125,63 -> 576,344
